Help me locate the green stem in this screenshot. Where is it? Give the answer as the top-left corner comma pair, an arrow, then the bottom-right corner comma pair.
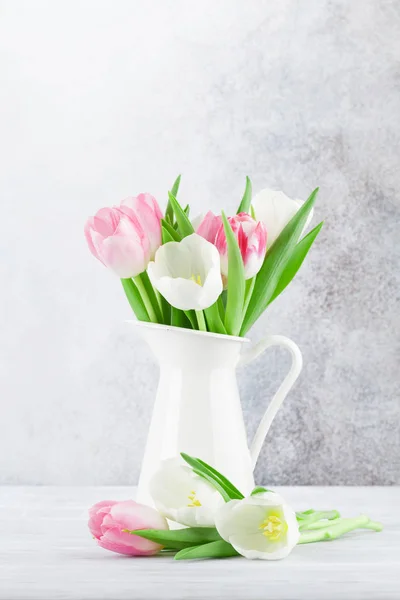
296,509 -> 316,520
156,289 -> 171,324
305,517 -> 346,530
195,310 -> 207,332
298,516 -> 383,544
139,271 -> 163,322
133,275 -> 158,323
298,510 -> 340,530
121,278 -> 150,322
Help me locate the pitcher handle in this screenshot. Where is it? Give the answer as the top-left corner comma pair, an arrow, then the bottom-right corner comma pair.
239,335 -> 303,469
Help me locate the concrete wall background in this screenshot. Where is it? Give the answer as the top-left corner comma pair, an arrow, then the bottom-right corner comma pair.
1,0 -> 399,485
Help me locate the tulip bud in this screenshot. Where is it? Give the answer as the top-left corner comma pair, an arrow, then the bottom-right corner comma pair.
84,194 -> 163,278
214,213 -> 267,280
88,499 -> 168,556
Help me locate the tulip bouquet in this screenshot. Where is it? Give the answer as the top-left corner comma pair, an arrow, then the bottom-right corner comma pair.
85,176 -> 322,336
89,453 -> 382,560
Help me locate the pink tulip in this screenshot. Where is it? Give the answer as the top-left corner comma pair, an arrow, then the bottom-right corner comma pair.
84,194 -> 162,278
121,193 -> 163,258
215,213 -> 267,279
196,211 -> 222,244
88,499 -> 168,556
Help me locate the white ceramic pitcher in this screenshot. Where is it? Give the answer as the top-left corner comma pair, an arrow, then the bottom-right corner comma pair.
130,321 -> 302,506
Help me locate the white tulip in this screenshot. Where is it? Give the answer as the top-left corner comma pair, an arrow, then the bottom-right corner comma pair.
149,457 -> 224,527
252,189 -> 313,248
147,234 -> 223,311
214,491 -> 299,560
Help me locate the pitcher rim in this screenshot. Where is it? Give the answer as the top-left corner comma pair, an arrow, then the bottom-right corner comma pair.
126,320 -> 250,343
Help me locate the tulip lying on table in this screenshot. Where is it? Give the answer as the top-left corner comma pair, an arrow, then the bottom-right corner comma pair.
89,453 -> 383,561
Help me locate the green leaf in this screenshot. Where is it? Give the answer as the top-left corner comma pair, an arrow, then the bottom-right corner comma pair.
162,226 -> 175,244
268,221 -> 324,305
241,188 -> 319,335
139,271 -> 163,323
237,176 -> 252,214
158,292 -> 171,325
175,540 -> 239,560
161,219 -> 182,242
221,211 -> 246,336
204,302 -> 227,335
168,192 -> 194,238
184,310 -> 198,329
242,276 -> 256,318
181,453 -> 244,501
218,294 -> 226,316
183,204 -> 190,217
250,486 -> 273,496
296,509 -> 316,521
126,527 -> 221,550
171,307 -> 192,329
165,174 -> 181,224
121,279 -> 150,322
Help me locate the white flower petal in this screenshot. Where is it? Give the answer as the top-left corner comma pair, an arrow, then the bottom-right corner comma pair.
148,234 -> 223,310
149,457 -> 223,527
252,189 -> 313,248
215,491 -> 299,560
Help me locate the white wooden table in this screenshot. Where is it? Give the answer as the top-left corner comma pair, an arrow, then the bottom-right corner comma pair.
1,486 -> 399,600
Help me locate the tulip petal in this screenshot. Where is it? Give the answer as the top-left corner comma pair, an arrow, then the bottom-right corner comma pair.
89,498 -> 168,556
252,189 -> 313,248
196,211 -> 222,244
149,457 -> 223,527
99,527 -> 162,555
88,500 -> 117,539
148,234 -> 223,311
121,194 -> 162,258
109,500 -> 168,531
215,492 -> 299,560
100,235 -> 147,278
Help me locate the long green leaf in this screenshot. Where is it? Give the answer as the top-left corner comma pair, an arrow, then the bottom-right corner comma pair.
184,310 -> 198,329
121,279 -> 150,322
174,540 -> 239,560
181,453 -> 244,501
162,226 -> 175,244
237,176 -> 252,214
158,291 -> 171,325
139,271 -> 163,323
126,527 -> 221,550
171,307 -> 192,329
195,457 -> 244,499
168,192 -> 194,238
161,219 -> 182,242
268,220 -> 323,300
241,188 -> 319,335
180,455 -> 230,501
204,302 -> 227,335
221,212 -> 246,336
165,174 -> 181,224
268,221 -> 324,305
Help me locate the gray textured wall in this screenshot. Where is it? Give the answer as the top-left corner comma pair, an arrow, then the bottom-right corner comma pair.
1,0 -> 399,485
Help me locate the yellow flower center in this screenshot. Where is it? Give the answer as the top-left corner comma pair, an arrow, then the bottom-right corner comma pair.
190,274 -> 202,286
259,514 -> 287,541
187,490 -> 202,507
